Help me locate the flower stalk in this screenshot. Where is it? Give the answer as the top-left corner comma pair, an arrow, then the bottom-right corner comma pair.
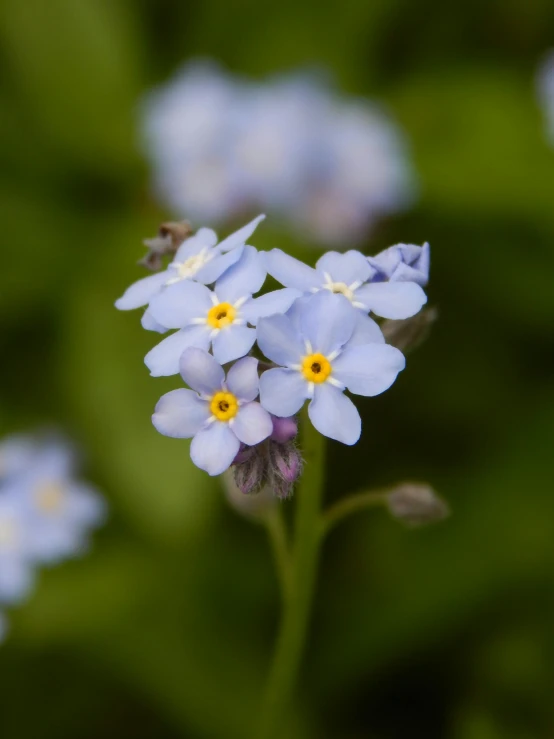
257,407 -> 325,739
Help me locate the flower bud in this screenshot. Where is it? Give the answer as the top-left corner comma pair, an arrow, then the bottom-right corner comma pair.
269,442 -> 302,498
232,450 -> 266,496
223,470 -> 275,520
386,482 -> 449,527
270,415 -> 298,444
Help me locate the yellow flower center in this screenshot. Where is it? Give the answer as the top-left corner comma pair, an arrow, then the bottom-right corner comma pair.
301,353 -> 332,383
325,282 -> 354,301
207,302 -> 236,329
35,483 -> 64,513
210,391 -> 239,421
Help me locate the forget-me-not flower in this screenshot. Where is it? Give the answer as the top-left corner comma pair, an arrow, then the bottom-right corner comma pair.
367,242 -> 430,287
10,440 -> 107,565
264,248 -> 427,323
0,435 -> 35,482
145,246 -> 299,375
0,491 -> 35,604
153,348 -> 273,475
257,292 -> 405,445
115,215 -> 265,314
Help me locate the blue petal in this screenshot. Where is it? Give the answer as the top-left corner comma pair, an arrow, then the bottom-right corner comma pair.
333,344 -> 405,396
153,388 -> 210,438
226,356 -> 259,401
194,245 -> 244,284
231,402 -> 273,445
264,249 -> 320,291
115,271 -> 170,310
256,314 -> 304,366
315,250 -> 372,285
190,423 -> 241,475
354,281 -> 427,319
216,214 -> 265,253
298,292 -> 357,354
212,325 -> 256,364
347,312 -> 385,345
148,281 -> 213,328
179,347 -> 225,395
141,310 -> 167,334
308,384 -> 361,445
174,228 -> 218,262
215,246 -> 266,303
0,558 -> 34,603
259,368 -> 308,416
145,326 -> 211,377
240,288 -> 302,326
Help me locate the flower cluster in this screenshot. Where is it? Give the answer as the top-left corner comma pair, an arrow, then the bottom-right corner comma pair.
116,216 -> 429,487
0,435 -> 106,642
141,61 -> 416,246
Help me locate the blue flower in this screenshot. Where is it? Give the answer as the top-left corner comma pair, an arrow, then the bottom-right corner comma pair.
0,491 -> 35,604
264,248 -> 427,322
8,440 -> 107,565
153,348 -> 273,476
115,215 -> 265,313
257,292 -> 405,445
0,435 -> 35,482
145,246 -> 299,375
367,242 -> 430,287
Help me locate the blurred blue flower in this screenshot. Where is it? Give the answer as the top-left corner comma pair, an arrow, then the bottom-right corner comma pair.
11,440 -> 106,565
265,248 -> 427,321
153,348 -> 273,475
0,435 -> 36,482
0,612 -> 7,643
257,292 -> 405,445
0,491 -> 35,604
115,215 -> 265,313
145,246 -> 299,375
141,61 -> 416,246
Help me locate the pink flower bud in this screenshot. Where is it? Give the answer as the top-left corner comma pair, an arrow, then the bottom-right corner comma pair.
270,415 -> 298,444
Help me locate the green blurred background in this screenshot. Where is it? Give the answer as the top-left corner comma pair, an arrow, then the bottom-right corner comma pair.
1,0 -> 554,737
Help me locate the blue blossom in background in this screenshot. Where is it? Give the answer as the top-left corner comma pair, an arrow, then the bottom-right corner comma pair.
0,491 -> 35,604
12,441 -> 106,565
0,435 -> 106,645
141,61 -> 416,246
153,348 -> 273,475
0,611 -> 7,643
257,292 -> 406,445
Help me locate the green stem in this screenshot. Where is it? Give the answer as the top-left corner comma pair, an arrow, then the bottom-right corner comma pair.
257,408 -> 326,739
320,489 -> 388,537
263,504 -> 291,596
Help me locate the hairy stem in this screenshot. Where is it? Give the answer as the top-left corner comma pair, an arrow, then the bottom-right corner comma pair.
257,408 -> 325,739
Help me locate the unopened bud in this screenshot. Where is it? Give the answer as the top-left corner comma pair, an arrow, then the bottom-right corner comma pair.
269,442 -> 302,498
233,450 -> 266,496
139,220 -> 193,271
387,483 -> 449,527
270,415 -> 298,444
381,307 -> 438,353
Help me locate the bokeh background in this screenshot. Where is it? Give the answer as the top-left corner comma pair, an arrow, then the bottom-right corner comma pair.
1,0 -> 554,737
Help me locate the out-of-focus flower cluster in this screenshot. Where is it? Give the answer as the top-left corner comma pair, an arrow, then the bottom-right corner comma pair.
141,62 -> 416,246
537,51 -> 554,145
116,215 -> 430,495
0,436 -> 106,643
